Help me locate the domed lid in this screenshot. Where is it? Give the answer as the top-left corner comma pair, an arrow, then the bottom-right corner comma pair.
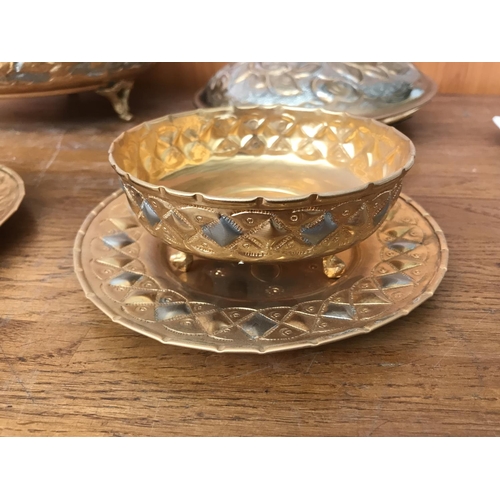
195,62 -> 437,123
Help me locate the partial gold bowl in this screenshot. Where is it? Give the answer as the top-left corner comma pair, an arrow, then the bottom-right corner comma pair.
0,62 -> 152,95
109,106 -> 415,263
0,62 -> 154,121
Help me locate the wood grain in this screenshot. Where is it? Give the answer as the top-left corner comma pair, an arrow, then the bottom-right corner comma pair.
415,63 -> 500,95
0,90 -> 499,436
138,62 -> 500,95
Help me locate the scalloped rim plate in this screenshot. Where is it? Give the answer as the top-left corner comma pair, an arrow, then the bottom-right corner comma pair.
74,190 -> 448,354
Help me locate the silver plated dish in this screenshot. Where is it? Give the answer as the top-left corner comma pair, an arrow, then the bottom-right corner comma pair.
195,62 -> 437,124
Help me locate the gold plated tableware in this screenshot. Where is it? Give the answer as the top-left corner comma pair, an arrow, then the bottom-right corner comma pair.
195,63 -> 437,124
0,62 -> 154,121
0,165 -> 25,226
109,106 -> 415,266
73,191 -> 448,353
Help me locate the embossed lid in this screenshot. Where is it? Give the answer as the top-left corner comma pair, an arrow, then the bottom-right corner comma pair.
195,63 -> 437,124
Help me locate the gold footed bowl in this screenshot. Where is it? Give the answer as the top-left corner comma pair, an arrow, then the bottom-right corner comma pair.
109,106 -> 415,265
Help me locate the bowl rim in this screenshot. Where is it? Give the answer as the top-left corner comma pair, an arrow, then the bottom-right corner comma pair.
108,105 -> 416,206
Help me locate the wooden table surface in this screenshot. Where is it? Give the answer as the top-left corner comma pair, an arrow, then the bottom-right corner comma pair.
0,91 -> 499,436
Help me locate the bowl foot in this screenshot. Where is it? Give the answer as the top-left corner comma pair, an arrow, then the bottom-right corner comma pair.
96,80 -> 134,121
323,255 -> 346,279
164,245 -> 350,303
167,249 -> 346,280
168,249 -> 193,272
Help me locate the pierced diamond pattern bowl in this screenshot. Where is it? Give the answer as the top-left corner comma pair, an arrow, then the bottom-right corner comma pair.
109,106 -> 415,263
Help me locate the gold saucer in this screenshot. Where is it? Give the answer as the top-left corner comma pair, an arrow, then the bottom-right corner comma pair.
0,165 -> 25,226
74,191 -> 448,353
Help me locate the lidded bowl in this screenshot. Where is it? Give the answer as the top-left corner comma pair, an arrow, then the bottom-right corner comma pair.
195,62 -> 437,124
109,105 -> 415,263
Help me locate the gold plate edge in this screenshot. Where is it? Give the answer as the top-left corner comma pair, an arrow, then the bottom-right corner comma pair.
0,165 -> 26,226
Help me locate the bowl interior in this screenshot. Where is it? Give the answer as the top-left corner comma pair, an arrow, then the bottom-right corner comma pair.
111,107 -> 414,200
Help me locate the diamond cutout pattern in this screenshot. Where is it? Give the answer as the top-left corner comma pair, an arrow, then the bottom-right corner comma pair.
120,180 -> 404,261
102,232 -> 135,250
202,215 -> 243,247
373,197 -> 392,226
156,302 -> 192,321
301,212 -> 338,245
387,240 -> 419,253
322,302 -> 356,321
140,200 -> 161,227
375,272 -> 414,289
109,271 -> 142,287
239,313 -> 277,339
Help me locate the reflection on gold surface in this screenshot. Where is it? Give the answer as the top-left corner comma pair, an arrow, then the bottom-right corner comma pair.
112,106 -> 413,195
